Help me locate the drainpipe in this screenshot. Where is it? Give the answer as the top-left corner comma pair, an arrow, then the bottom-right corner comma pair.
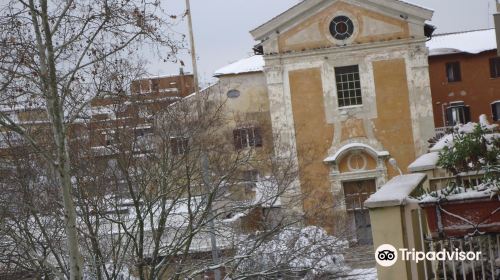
495,0 -> 500,56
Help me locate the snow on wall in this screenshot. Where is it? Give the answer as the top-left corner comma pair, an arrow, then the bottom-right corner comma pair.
419,182 -> 499,203
427,28 -> 496,56
408,152 -> 439,172
323,142 -> 389,162
214,55 -> 264,76
365,173 -> 426,208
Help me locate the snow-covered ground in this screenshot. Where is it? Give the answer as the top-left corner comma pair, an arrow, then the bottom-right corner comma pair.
339,267 -> 377,280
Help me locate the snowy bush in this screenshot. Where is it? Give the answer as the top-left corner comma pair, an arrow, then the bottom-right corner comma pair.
421,117 -> 499,201
235,226 -> 347,279
437,119 -> 498,176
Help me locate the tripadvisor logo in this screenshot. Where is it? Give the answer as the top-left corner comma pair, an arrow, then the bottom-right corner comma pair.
375,244 -> 481,267
375,244 -> 398,267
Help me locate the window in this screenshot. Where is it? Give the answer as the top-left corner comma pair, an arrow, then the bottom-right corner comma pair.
335,65 -> 362,107
151,79 -> 159,92
490,57 -> 500,78
241,170 -> 259,182
170,137 -> 188,156
445,102 -> 470,126
226,89 -> 241,99
233,127 -> 262,150
103,132 -> 115,146
446,62 -> 461,82
492,101 -> 500,121
329,15 -> 354,40
134,127 -> 153,138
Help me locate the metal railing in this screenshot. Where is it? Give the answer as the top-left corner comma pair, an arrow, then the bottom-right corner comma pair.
417,208 -> 500,279
435,126 -> 453,139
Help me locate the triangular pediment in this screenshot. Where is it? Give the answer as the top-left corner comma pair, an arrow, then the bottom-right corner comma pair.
251,0 -> 433,52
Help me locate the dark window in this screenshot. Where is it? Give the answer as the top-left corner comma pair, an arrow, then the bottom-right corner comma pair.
131,81 -> 141,94
329,15 -> 354,40
446,62 -> 461,82
445,103 -> 471,126
335,65 -> 362,107
170,137 -> 188,156
151,79 -> 159,92
490,57 -> 500,78
492,102 -> 500,121
233,127 -> 262,150
104,132 -> 115,146
134,127 -> 153,138
241,170 -> 259,182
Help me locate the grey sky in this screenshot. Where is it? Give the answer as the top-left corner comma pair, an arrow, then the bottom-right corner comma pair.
147,0 -> 497,82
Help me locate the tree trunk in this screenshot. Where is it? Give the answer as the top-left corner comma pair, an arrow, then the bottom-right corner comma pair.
34,0 -> 83,278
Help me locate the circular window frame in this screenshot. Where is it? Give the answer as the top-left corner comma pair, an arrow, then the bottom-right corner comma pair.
324,12 -> 359,45
226,89 -> 241,99
347,152 -> 367,172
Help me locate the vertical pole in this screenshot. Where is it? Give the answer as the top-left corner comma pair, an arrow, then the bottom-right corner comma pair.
450,240 -> 457,280
418,208 -> 429,279
184,1 -> 221,279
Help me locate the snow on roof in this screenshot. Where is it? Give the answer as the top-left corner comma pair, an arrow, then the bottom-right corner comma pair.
323,143 -> 389,162
408,152 -> 439,172
214,55 -> 264,77
364,173 -> 427,208
427,28 -> 497,56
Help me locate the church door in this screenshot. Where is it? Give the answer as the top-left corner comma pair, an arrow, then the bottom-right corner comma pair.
343,180 -> 376,245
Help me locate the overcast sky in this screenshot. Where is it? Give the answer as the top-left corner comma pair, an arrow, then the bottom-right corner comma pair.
147,0 -> 497,82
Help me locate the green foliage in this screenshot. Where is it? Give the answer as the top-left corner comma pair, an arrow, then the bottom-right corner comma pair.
437,124 -> 499,176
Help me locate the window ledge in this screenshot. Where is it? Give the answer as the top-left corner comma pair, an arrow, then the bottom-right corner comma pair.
338,104 -> 363,110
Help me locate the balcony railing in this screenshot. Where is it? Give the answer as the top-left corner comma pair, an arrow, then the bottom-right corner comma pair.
435,126 -> 453,139
416,207 -> 500,279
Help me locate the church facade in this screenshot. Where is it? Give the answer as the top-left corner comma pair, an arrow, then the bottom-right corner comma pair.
214,0 -> 436,244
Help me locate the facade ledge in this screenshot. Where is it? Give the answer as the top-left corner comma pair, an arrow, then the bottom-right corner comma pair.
365,173 -> 426,208
262,38 -> 427,61
324,143 -> 389,163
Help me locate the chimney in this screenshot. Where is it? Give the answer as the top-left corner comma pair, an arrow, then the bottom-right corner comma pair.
496,0 -> 500,56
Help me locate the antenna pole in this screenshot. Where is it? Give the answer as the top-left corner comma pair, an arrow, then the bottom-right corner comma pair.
185,1 -> 221,280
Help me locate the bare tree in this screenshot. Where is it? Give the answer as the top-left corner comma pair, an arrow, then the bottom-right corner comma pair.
0,0 -> 181,278
0,79 -> 350,279
0,1 -> 352,279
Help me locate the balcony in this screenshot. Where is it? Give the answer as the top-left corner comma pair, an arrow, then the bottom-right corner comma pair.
435,126 -> 453,139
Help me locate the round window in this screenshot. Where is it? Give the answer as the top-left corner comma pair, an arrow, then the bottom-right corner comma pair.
329,15 -> 354,40
227,89 -> 240,99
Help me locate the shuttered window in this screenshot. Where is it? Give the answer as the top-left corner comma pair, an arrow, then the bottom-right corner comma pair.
446,62 -> 461,82
445,103 -> 471,126
170,137 -> 189,156
233,127 -> 262,150
490,57 -> 500,78
492,102 -> 500,121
